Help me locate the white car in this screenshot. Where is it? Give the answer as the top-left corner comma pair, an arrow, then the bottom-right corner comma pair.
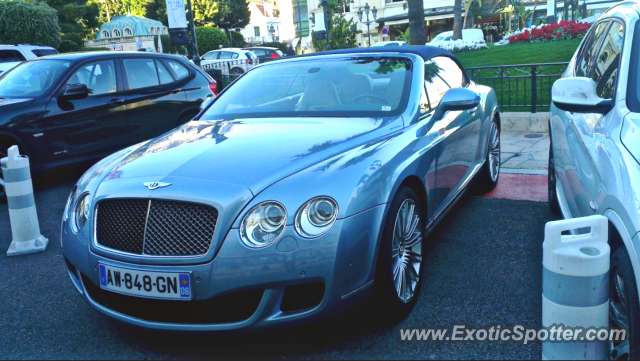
0,44 -> 58,75
428,29 -> 484,45
200,48 -> 258,75
371,41 -> 408,47
549,2 -> 640,359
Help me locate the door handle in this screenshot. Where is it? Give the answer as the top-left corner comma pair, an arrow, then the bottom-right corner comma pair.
170,88 -> 182,94
468,107 -> 477,115
107,99 -> 123,107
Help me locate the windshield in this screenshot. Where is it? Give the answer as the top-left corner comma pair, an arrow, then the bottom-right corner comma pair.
0,60 -> 71,98
201,56 -> 412,120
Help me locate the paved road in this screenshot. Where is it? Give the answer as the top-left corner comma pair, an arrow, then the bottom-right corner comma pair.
0,166 -> 559,360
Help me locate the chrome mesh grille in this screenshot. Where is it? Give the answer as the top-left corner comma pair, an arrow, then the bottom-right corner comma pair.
96,199 -> 218,256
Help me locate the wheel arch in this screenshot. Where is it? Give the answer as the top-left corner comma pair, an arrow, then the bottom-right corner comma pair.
396,175 -> 428,221
604,208 -> 640,296
0,131 -> 29,157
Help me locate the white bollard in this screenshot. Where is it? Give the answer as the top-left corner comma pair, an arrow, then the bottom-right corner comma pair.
2,146 -> 48,256
542,215 -> 609,360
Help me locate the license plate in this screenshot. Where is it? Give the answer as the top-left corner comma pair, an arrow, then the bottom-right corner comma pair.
98,263 -> 192,300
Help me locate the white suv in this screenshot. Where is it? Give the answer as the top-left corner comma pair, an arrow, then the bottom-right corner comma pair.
200,48 -> 258,75
0,44 -> 58,75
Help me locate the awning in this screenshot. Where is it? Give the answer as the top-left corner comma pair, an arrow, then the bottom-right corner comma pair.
386,19 -> 409,26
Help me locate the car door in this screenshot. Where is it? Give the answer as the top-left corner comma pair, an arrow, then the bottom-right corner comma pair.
429,57 -> 482,217
121,57 -> 189,144
44,59 -> 129,160
552,21 -> 612,218
567,20 -> 624,218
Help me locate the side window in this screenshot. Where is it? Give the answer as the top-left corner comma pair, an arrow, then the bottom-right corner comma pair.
253,49 -> 266,57
424,59 -> 450,109
591,21 -> 624,99
219,51 -> 233,59
575,22 -> 610,77
0,50 -> 26,63
432,56 -> 464,88
123,59 -> 160,89
31,49 -> 58,57
67,60 -> 117,96
156,60 -> 175,84
165,60 -> 190,80
231,52 -> 239,59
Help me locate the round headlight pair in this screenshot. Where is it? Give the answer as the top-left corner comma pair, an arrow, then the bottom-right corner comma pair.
71,192 -> 92,233
239,197 -> 338,248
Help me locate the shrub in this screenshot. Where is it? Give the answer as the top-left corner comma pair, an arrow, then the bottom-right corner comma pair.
0,0 -> 61,48
433,39 -> 489,54
193,26 -> 229,55
509,20 -> 590,44
62,33 -> 83,46
58,40 -> 79,53
229,31 -> 246,48
161,35 -> 188,55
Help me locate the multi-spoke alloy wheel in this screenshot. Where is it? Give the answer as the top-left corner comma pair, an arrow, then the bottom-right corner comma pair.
610,268 -> 632,360
609,247 -> 640,360
372,186 -> 425,318
392,199 -> 423,303
488,121 -> 500,182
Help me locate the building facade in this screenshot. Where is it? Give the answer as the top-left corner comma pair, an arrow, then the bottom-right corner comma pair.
85,15 -> 166,52
241,0 -> 295,45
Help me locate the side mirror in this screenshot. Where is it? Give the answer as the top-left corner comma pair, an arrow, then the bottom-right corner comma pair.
199,95 -> 215,111
433,88 -> 481,120
552,77 -> 613,114
60,83 -> 89,101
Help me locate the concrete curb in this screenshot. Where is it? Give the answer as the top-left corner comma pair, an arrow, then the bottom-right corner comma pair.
501,112 -> 549,133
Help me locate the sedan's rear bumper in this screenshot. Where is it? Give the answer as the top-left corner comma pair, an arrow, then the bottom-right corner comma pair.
62,204 -> 388,332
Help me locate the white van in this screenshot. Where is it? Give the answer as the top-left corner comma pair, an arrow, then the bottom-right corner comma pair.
427,29 -> 484,45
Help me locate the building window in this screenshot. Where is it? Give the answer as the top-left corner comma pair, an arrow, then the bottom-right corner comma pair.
163,27 -> 168,34
113,28 -> 122,37
124,27 -> 133,36
150,27 -> 155,34
101,30 -> 110,38
254,26 -> 260,37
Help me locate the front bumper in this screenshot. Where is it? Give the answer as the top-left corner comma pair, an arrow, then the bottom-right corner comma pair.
62,204 -> 388,331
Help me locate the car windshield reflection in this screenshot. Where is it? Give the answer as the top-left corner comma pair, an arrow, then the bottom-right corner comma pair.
200,56 -> 413,120
0,60 -> 71,98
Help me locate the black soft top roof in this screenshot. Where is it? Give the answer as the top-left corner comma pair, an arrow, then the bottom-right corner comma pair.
301,45 -> 455,61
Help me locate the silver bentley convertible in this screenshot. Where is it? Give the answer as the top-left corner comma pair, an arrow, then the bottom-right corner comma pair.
61,46 -> 501,331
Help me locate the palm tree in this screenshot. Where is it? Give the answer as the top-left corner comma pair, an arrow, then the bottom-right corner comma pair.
453,0 -> 463,40
407,0 -> 426,45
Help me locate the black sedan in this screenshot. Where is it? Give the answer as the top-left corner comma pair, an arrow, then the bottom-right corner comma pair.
0,52 -> 215,200
243,47 -> 284,60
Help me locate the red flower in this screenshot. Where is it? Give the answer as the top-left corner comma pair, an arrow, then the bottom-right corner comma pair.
555,31 -> 562,38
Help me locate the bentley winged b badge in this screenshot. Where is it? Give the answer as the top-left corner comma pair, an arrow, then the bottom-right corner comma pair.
143,182 -> 172,190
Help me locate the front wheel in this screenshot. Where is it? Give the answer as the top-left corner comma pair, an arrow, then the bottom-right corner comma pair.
548,145 -> 561,214
609,247 -> 640,360
372,186 -> 425,319
475,116 -> 500,192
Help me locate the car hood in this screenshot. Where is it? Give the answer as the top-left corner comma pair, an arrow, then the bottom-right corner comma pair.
104,116 -> 403,194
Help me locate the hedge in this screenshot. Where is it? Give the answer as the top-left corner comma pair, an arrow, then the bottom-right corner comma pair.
193,27 -> 229,55
0,1 -> 61,48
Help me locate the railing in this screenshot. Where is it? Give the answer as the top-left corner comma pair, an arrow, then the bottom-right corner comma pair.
84,35 -> 158,47
466,62 -> 570,113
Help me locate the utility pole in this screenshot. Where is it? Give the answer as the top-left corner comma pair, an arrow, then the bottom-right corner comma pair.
186,0 -> 200,66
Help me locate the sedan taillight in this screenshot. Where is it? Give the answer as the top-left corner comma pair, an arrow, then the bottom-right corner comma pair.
209,80 -> 218,95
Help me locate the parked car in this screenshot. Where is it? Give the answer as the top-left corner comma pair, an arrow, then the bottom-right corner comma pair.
549,2 -> 640,359
0,52 -> 215,201
428,29 -> 484,45
61,46 -> 500,332
200,48 -> 258,75
0,44 -> 58,75
244,46 -> 284,60
371,41 -> 408,47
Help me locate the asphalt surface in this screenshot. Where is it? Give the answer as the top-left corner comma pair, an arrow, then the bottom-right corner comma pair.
0,166 -> 559,360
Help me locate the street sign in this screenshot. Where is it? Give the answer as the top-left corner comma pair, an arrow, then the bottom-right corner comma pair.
382,27 -> 389,35
108,45 -> 123,51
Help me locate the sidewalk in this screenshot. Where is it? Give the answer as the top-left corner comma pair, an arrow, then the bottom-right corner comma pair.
481,131 -> 550,203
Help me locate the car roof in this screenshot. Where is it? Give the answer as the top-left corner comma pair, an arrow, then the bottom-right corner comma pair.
301,45 -> 454,62
29,51 -> 189,62
245,46 -> 278,50
0,44 -> 54,49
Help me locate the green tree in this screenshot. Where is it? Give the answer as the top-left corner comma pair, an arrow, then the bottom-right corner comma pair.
190,26 -> 229,55
44,0 -> 100,50
212,0 -> 250,29
0,0 -> 61,48
311,0 -> 360,51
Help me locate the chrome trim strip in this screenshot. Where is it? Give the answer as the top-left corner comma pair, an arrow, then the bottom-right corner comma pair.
341,280 -> 374,300
141,200 -> 151,254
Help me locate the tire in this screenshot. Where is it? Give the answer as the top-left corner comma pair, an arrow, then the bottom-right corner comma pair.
548,144 -> 561,214
475,115 -> 500,193
0,145 -> 7,204
230,67 -> 244,76
610,247 -> 640,360
371,186 -> 425,320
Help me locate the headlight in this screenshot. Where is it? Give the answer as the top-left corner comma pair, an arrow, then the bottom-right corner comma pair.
72,192 -> 92,233
240,201 -> 287,248
295,197 -> 338,238
63,186 -> 77,221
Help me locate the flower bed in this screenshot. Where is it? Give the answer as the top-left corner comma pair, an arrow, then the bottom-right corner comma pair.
509,20 -> 591,44
432,39 -> 489,54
